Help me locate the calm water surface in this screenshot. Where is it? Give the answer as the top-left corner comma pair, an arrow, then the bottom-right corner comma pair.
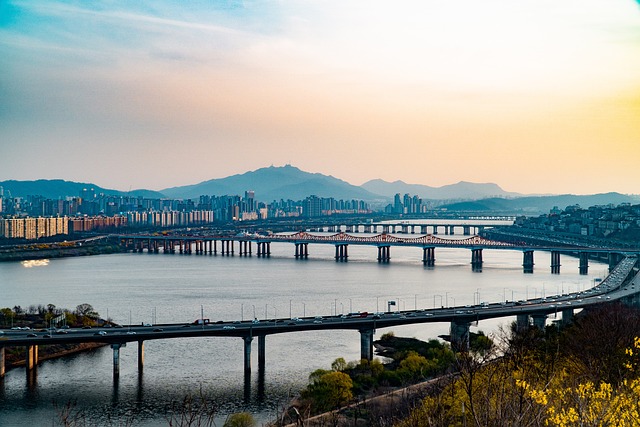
0,237 -> 608,425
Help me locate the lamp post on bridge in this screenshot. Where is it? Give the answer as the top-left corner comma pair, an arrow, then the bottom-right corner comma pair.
445,292 -> 449,308
349,298 -> 353,314
252,304 -> 256,320
241,303 -> 244,322
434,294 -> 443,308
302,302 -> 306,318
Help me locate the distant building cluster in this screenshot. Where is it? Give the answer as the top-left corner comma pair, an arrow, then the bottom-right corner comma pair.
386,193 -> 431,214
0,216 -> 68,240
515,203 -> 640,238
0,186 -> 374,240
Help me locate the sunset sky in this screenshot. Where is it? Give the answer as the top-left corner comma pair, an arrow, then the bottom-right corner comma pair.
1,0 -> 639,195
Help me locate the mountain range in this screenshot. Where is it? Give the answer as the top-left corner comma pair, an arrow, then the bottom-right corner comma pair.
1,165 -> 638,214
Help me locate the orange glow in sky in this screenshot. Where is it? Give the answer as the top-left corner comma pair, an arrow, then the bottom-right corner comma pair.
1,0 -> 639,195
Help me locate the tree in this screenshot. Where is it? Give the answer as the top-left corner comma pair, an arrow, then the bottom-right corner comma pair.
303,370 -> 354,413
75,303 -> 98,319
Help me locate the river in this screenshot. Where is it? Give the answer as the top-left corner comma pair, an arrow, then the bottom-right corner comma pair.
0,234 -> 608,426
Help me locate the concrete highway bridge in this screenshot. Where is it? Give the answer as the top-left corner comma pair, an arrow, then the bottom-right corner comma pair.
1,254 -> 638,382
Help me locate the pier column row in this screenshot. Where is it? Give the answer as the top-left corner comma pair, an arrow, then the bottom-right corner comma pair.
551,251 -> 561,274
239,241 -> 252,256
360,329 -> 374,361
471,248 -> 483,272
335,244 -> 349,262
523,250 -> 535,274
377,245 -> 390,263
220,240 -> 235,256
256,242 -> 271,257
422,246 -> 435,266
294,243 -> 308,259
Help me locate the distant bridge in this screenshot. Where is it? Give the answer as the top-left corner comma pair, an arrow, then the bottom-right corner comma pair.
116,231 -> 632,274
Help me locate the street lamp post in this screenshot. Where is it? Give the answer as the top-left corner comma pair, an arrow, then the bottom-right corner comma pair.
434,294 -> 443,308
289,299 -> 292,319
302,302 -> 306,318
252,304 -> 256,320
349,298 -> 353,313
241,303 -> 244,322
445,292 -> 449,308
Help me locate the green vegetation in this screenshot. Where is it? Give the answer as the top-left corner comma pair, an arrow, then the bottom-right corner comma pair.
398,302 -> 640,427
1,303 -> 105,369
294,331 -> 460,418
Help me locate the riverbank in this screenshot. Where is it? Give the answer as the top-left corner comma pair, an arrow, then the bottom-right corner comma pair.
0,238 -> 125,262
4,342 -> 108,371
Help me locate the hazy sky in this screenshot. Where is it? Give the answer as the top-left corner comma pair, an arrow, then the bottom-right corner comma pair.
1,0 -> 639,195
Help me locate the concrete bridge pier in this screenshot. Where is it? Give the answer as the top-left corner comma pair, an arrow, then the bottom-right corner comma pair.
516,314 -> 530,330
335,244 -> 348,262
377,245 -> 390,263
523,250 -> 535,274
359,329 -> 374,361
422,246 -> 435,266
463,226 -> 471,236
26,345 -> 38,371
111,343 -> 125,378
561,308 -> 574,326
138,341 -> 144,372
471,248 -> 483,272
243,336 -> 253,373
295,243 -> 308,259
257,242 -> 271,257
449,320 -> 470,352
420,225 -> 428,234
609,253 -> 622,272
551,251 -> 561,274
531,314 -> 547,330
432,225 -> 439,235
382,225 -> 390,234
579,252 -> 589,275
258,335 -> 266,371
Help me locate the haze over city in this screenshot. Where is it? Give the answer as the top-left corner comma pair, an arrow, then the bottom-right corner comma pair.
2,0 -> 640,195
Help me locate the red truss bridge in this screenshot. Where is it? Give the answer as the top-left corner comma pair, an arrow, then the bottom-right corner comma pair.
265,231 -> 517,248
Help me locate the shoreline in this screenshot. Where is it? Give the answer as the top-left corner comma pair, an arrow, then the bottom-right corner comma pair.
0,240 -> 125,262
4,342 -> 109,372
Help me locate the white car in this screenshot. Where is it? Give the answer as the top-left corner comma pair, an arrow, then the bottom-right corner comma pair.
223,325 -> 236,330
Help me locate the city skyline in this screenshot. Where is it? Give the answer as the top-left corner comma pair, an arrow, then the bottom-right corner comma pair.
2,0 -> 640,195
